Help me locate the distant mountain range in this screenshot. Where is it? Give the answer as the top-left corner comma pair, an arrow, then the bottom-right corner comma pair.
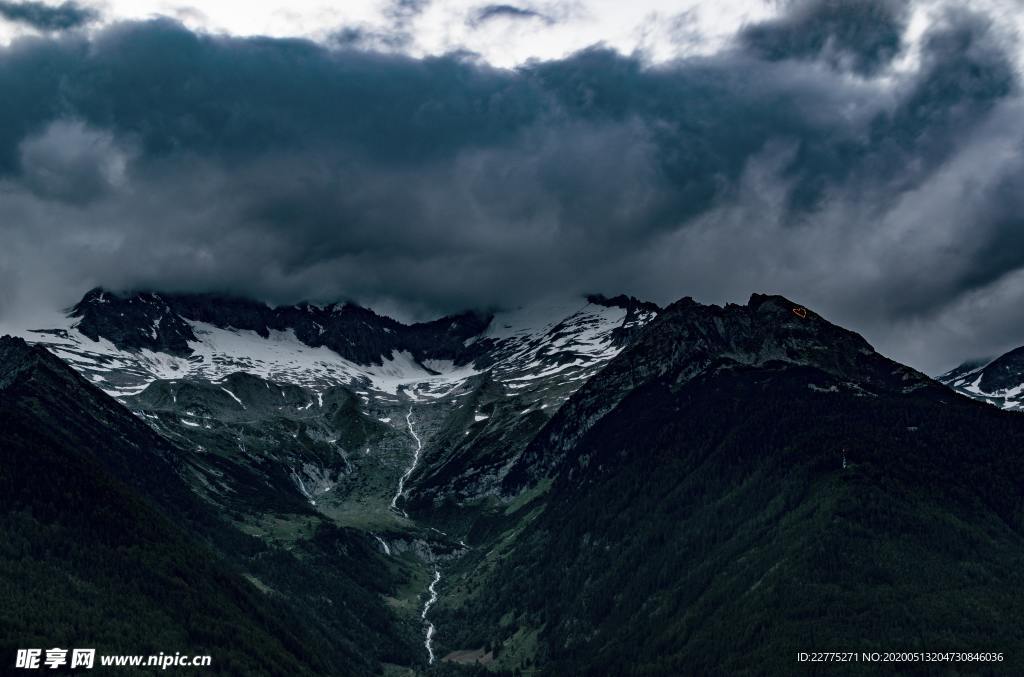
31,288 -> 657,400
4,288 -> 1024,675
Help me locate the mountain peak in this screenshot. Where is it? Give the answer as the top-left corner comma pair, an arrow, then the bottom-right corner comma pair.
746,292 -> 803,311
586,293 -> 661,313
0,333 -> 32,354
504,293 -> 934,490
71,288 -> 198,356
65,287 -> 484,365
651,294 -> 898,386
0,334 -> 35,374
1,333 -> 88,367
0,335 -> 71,388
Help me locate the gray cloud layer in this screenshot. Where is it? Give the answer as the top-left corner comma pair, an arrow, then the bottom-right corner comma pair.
1,0 -> 1024,373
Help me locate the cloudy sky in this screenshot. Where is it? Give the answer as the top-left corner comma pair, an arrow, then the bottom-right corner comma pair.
1,0 -> 1024,373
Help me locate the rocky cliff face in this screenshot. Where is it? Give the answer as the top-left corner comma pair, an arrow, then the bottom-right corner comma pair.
503,293 -> 937,492
71,289 -> 199,355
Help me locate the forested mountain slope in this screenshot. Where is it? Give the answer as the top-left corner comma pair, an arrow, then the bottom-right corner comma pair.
433,296 -> 1024,675
0,336 -> 415,675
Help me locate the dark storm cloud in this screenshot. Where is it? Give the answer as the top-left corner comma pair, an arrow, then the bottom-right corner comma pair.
0,0 -> 97,31
330,26 -> 409,51
469,5 -> 553,27
740,0 -> 908,75
1,1 -> 1024,373
17,120 -> 125,204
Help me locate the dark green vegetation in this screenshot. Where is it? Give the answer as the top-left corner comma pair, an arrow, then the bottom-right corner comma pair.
430,296 -> 1024,675
0,337 -> 417,675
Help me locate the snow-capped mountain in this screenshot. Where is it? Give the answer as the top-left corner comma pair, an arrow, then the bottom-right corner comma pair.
8,289 -> 658,520
938,346 -> 1024,410
19,289 -> 657,405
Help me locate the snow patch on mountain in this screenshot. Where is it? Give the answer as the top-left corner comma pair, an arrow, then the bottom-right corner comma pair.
13,293 -> 658,413
938,351 -> 1024,411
